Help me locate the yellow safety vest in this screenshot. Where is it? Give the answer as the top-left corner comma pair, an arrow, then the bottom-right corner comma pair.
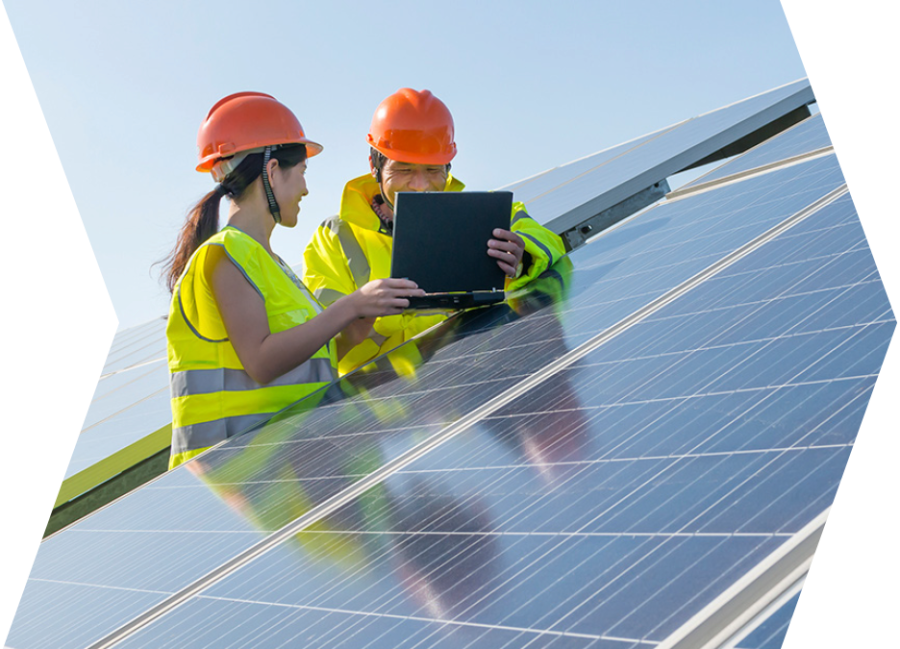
302,173 -> 567,375
166,226 -> 338,469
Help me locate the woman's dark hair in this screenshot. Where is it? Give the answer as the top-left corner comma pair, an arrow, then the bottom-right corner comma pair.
160,144 -> 307,292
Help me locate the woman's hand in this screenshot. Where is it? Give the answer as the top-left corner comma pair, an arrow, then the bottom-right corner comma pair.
213,254 -> 420,384
348,278 -> 425,317
487,228 -> 525,278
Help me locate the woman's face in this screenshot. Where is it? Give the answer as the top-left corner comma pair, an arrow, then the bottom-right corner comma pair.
272,159 -> 308,227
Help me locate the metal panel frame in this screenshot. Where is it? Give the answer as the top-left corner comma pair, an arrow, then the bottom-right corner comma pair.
547,82 -> 815,245
657,511 -> 825,649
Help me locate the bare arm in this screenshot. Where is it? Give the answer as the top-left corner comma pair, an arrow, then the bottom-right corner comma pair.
210,254 -> 422,384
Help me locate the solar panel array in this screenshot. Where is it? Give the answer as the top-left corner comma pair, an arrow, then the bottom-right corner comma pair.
47,318 -> 174,535
55,80 -> 818,510
66,319 -> 169,480
7,104 -> 893,649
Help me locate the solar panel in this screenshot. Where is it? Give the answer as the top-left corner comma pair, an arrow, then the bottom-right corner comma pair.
53,81 -> 820,509
6,86 -> 892,649
103,179 -> 890,648
47,319 -> 172,535
501,79 -> 814,248
57,266 -> 303,527
670,113 -> 833,197
67,318 -> 170,478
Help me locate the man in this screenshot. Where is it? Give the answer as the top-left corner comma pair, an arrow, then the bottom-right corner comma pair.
303,88 -> 566,375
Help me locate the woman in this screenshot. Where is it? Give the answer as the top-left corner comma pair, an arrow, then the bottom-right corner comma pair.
163,92 -> 423,469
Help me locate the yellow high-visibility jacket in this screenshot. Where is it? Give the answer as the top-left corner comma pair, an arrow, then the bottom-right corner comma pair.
166,226 -> 338,469
303,173 -> 566,375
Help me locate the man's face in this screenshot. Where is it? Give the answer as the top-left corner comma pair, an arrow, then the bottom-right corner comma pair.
375,158 -> 449,212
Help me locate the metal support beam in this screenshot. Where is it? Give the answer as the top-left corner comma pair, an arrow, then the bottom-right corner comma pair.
681,105 -> 812,172
561,180 -> 670,251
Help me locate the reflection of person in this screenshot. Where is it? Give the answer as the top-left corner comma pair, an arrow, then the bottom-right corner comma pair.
387,476 -> 498,622
189,430 -> 500,624
162,93 -> 424,469
303,88 -> 567,375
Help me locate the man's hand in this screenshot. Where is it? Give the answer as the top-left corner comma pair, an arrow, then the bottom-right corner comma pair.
487,228 -> 525,278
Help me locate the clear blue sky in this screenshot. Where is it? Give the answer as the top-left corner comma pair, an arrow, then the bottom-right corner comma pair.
5,0 -> 806,330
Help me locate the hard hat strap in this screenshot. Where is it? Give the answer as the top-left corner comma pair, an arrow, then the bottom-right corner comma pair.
371,195 -> 394,236
370,152 -> 394,212
261,146 -> 282,224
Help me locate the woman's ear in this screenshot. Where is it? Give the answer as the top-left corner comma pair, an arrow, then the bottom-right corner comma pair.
266,156 -> 280,180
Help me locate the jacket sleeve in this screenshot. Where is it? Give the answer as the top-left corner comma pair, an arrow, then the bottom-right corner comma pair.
507,202 -> 567,292
302,219 -> 359,306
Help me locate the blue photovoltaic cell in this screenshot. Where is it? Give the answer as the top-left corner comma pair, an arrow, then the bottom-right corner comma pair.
736,592 -> 801,649
6,154 -> 852,649
82,365 -> 169,435
65,387 -> 171,477
101,322 -> 167,376
59,319 -> 171,479
680,113 -> 831,189
84,361 -> 167,424
558,155 -> 843,311
111,188 -> 892,646
6,475 -> 282,649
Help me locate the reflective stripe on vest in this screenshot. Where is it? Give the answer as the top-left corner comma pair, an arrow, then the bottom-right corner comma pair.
324,216 -> 371,289
170,358 -> 335,397
519,231 -> 555,267
314,287 -> 348,306
167,227 -> 338,462
171,412 -> 272,453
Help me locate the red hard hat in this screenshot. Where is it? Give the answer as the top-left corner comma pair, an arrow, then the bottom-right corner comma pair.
366,88 -> 457,165
196,92 -> 323,175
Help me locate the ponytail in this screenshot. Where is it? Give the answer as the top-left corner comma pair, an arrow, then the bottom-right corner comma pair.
162,184 -> 226,292
158,143 -> 308,293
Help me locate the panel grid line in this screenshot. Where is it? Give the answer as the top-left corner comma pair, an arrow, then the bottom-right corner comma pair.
666,147 -> 835,203
195,594 -> 645,645
138,441 -> 854,492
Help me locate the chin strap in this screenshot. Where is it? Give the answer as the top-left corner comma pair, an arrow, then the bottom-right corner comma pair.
261,146 -> 282,224
372,160 -> 394,235
371,194 -> 394,236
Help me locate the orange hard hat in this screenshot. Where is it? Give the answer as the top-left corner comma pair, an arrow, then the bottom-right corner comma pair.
196,92 -> 323,179
367,88 -> 457,165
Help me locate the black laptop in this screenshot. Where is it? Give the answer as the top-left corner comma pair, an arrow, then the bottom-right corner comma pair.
391,191 -> 512,309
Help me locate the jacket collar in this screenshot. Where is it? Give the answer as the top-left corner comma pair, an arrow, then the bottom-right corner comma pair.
338,172 -> 466,232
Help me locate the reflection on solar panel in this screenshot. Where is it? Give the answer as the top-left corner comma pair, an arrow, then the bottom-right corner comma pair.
53,263 -> 303,534
6,91 -> 893,649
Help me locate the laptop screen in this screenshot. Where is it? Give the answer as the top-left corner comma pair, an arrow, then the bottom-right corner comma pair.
390,191 -> 512,294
